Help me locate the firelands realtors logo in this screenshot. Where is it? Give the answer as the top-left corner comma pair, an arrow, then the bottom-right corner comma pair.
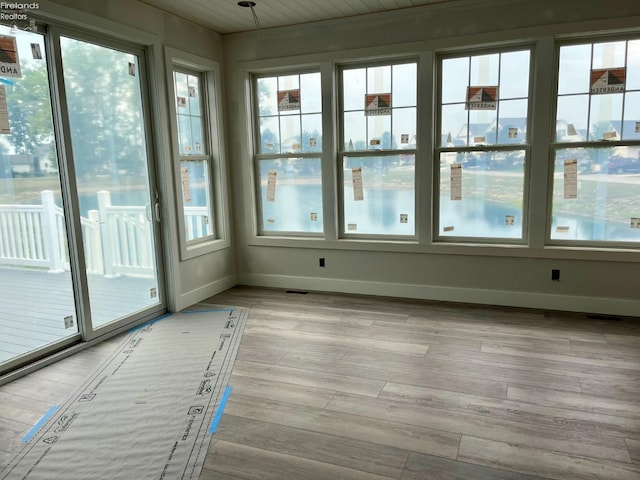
1,2 -> 40,21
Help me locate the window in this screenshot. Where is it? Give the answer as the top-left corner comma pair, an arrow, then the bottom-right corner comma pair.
173,69 -> 214,242
166,47 -> 226,258
551,38 -> 640,243
339,61 -> 417,236
253,71 -> 323,234
437,48 -> 531,241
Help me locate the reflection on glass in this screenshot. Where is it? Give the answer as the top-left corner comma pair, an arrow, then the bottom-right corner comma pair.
343,155 -> 415,236
259,158 -> 323,233
439,151 -> 525,239
551,147 -> 640,242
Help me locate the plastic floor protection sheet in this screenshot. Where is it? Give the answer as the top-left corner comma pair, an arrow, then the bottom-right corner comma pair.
1,307 -> 248,480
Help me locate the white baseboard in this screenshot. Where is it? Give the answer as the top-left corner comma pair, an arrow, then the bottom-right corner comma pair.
238,273 -> 640,317
176,275 -> 237,311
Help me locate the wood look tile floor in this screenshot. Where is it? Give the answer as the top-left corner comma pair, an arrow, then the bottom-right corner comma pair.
1,286 -> 640,479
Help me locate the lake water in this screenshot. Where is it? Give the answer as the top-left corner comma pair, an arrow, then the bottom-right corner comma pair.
260,183 -> 640,242
14,184 -> 639,242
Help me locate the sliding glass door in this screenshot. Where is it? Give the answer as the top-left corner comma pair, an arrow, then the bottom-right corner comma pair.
58,35 -> 162,332
0,25 -> 165,373
0,26 -> 79,364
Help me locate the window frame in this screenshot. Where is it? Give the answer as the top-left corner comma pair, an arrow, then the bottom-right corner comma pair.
337,57 -> 419,240
434,44 -> 535,245
548,33 -> 640,248
165,47 -> 229,259
251,67 -> 325,237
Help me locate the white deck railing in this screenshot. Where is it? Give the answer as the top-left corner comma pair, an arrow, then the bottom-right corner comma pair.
0,190 -> 208,277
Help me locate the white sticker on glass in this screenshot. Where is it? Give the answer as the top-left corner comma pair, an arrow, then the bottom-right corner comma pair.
31,43 -> 42,60
266,170 -> 277,202
563,159 -> 578,199
352,167 -> 364,201
0,86 -> 10,134
181,167 -> 191,203
450,163 -> 462,201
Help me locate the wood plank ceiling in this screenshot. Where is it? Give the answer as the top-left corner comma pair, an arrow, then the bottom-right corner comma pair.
138,0 -> 459,34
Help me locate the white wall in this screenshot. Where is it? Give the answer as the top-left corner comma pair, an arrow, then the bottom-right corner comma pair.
223,0 -> 640,316
40,0 -> 236,311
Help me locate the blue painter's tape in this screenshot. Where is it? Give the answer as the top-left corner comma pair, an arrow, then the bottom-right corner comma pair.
182,308 -> 235,314
209,386 -> 232,434
128,312 -> 172,333
0,78 -> 14,86
22,405 -> 58,443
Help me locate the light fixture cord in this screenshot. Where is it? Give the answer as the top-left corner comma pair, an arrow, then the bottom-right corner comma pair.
250,5 -> 261,30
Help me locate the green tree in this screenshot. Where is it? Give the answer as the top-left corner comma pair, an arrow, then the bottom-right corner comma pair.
60,38 -> 144,177
5,63 -> 56,167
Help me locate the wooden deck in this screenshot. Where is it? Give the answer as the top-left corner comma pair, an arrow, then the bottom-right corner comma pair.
0,267 -> 157,363
2,286 -> 640,479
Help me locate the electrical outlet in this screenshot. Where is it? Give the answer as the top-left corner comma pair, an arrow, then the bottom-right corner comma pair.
319,257 -> 325,267
551,269 -> 560,281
